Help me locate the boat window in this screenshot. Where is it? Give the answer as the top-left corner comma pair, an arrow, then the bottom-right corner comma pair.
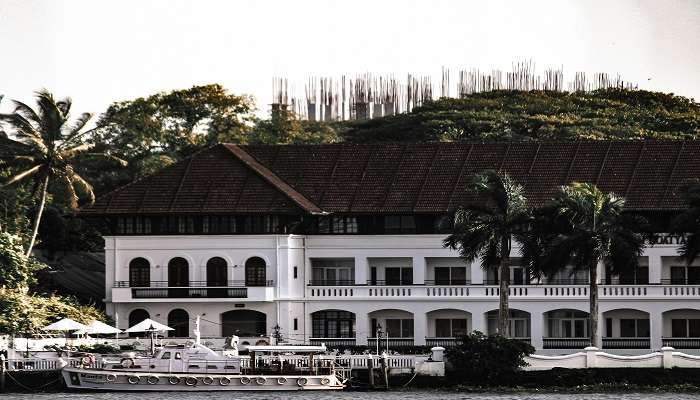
188,365 -> 200,369
175,352 -> 182,360
161,352 -> 171,359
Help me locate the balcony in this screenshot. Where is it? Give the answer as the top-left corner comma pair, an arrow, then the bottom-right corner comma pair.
662,337 -> 700,349
309,338 -> 357,347
602,337 -> 650,349
425,337 -> 463,347
367,337 -> 415,349
543,337 -> 590,349
112,281 -> 275,302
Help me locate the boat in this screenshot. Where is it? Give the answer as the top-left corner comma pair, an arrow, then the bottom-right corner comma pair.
61,319 -> 345,391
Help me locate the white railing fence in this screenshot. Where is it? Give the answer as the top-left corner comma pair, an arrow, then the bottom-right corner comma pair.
525,347 -> 700,370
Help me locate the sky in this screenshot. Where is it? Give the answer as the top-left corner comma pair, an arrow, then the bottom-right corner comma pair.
1,0 -> 699,119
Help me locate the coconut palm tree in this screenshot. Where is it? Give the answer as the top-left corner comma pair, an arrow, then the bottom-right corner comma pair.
0,90 -> 125,256
539,182 -> 649,348
673,181 -> 700,266
444,170 -> 533,336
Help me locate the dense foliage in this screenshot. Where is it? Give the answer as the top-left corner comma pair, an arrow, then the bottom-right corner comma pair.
445,331 -> 534,383
340,89 -> 700,142
0,287 -> 106,334
0,232 -> 45,288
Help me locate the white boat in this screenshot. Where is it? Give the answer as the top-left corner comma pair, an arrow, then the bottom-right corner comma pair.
61,319 -> 345,391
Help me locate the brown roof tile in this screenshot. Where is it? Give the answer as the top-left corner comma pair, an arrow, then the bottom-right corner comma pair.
80,141 -> 700,216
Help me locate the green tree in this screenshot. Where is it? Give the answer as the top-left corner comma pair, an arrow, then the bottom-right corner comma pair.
444,170 -> 533,335
251,109 -> 340,144
672,181 -> 700,265
0,231 -> 45,288
0,89 -> 124,256
539,183 -> 649,347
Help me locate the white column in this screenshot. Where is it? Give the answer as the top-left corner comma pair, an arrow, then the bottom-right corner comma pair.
355,257 -> 368,285
356,312 -> 369,345
648,254 -> 662,284
471,310 -> 487,334
470,261 -> 484,285
412,257 -> 426,285
530,311 -> 544,351
104,238 -> 116,304
413,312 -> 427,345
651,309 -> 663,350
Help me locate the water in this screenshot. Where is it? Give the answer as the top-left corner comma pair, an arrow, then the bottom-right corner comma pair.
1,392 -> 699,400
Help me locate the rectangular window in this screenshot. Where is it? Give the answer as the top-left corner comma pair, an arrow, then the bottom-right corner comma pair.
435,319 -> 451,337
187,217 -> 194,233
435,268 -> 450,285
606,318 -> 613,337
620,319 -> 637,337
346,217 -> 358,233
637,266 -> 649,284
452,319 -> 468,336
385,319 -> 413,338
385,267 -> 413,285
370,267 -> 377,285
451,267 -> 467,285
144,217 -> 151,234
318,217 -> 330,234
690,319 -> 700,337
512,267 -> 525,285
202,216 -> 209,233
125,217 -> 133,234
637,319 -> 650,337
117,218 -> 125,234
177,217 -> 186,234
293,318 -> 298,331
332,216 -> 344,234
689,268 -> 700,285
384,216 -> 417,234
135,217 -> 143,234
671,266 -> 686,284
293,266 -> 298,279
672,319 -> 688,337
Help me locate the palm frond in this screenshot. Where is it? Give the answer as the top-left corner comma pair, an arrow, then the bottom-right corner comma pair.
2,164 -> 42,187
69,171 -> 95,205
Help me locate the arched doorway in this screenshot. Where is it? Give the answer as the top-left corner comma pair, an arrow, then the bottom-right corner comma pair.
245,257 -> 266,287
168,257 -> 189,297
168,309 -> 190,337
128,309 -> 149,337
543,309 -> 590,349
486,309 -> 531,340
312,310 -> 356,339
221,310 -> 266,337
129,258 -> 150,287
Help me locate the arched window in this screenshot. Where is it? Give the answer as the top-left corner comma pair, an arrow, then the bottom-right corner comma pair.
129,258 -> 150,287
245,257 -> 266,287
128,309 -> 149,338
206,257 -> 228,287
312,310 -> 355,338
168,257 -> 189,287
168,309 -> 190,337
221,310 -> 266,337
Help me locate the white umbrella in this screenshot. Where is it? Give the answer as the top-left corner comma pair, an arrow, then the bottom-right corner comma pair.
43,318 -> 89,331
74,320 -> 122,335
125,318 -> 173,333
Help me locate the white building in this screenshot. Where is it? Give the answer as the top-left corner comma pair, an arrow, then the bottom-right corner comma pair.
81,142 -> 700,353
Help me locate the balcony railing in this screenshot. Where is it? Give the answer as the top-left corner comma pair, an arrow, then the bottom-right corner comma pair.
367,337 -> 415,348
307,280 -> 356,286
424,280 -> 471,286
661,279 -> 700,285
131,287 -> 249,299
425,337 -> 463,347
114,280 -> 274,288
309,338 -> 357,347
543,337 -> 590,349
602,337 -> 650,349
662,337 -> 700,349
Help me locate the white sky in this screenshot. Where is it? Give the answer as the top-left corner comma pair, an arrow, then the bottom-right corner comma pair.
1,0 -> 699,119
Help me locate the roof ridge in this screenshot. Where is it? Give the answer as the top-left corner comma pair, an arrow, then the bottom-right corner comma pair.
223,144 -> 325,215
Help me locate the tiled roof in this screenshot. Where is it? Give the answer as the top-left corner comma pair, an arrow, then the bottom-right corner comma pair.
80,141 -> 700,216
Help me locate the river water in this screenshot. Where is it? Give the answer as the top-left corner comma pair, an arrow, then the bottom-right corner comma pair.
2,392 -> 700,400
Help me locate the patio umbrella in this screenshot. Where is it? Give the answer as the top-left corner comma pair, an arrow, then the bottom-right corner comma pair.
125,318 -> 174,354
74,320 -> 122,335
43,318 -> 89,331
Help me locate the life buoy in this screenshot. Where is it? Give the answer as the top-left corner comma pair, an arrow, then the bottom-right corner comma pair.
168,376 -> 180,385
240,376 -> 251,385
219,377 -> 231,386
297,377 -> 308,387
184,376 -> 197,386
320,377 -> 331,385
202,376 -> 214,385
120,358 -> 134,368
105,374 -> 117,382
127,375 -> 140,384
277,377 -> 287,385
255,376 -> 266,385
80,356 -> 92,366
147,376 -> 159,385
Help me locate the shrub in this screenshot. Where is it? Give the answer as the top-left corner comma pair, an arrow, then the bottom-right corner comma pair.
445,331 -> 534,384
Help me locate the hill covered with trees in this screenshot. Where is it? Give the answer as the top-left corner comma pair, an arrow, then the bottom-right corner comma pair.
338,89 -> 700,143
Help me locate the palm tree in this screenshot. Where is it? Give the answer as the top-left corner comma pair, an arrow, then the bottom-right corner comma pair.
673,181 -> 700,265
444,170 -> 533,335
0,90 -> 125,256
540,182 -> 649,348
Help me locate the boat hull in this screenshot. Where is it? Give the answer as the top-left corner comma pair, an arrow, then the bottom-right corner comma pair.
62,367 -> 344,391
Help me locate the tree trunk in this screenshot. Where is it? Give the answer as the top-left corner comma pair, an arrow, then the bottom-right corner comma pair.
498,238 -> 511,336
25,174 -> 48,258
589,260 -> 600,348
